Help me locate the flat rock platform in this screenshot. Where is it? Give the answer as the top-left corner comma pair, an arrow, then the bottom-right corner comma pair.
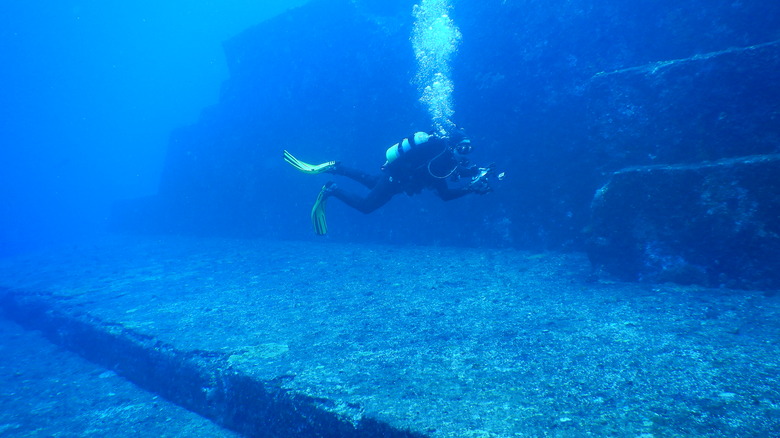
1,235 -> 779,437
0,317 -> 240,437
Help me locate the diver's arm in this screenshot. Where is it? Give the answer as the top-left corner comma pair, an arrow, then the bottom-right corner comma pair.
433,180 -> 473,201
433,164 -> 494,200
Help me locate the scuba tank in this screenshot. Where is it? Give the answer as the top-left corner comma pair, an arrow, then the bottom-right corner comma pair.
384,132 -> 432,165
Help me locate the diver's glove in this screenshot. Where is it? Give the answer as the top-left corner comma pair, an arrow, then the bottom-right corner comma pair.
468,165 -> 495,194
283,150 -> 337,174
469,179 -> 492,194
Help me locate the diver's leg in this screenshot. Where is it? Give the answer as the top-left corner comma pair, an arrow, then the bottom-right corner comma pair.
330,176 -> 400,214
331,164 -> 380,189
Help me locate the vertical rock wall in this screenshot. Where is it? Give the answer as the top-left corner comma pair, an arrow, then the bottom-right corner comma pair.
113,0 -> 780,287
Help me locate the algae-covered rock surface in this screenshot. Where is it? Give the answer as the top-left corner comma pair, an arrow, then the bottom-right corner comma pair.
0,317 -> 239,437
588,154 -> 780,289
1,235 -> 779,436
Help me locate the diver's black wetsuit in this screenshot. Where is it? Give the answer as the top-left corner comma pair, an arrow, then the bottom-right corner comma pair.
328,135 -> 476,214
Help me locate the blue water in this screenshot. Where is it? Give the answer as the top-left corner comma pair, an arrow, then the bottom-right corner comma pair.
1,0 -> 779,435
1,0 -> 778,256
0,0 -> 780,254
0,0 -> 307,256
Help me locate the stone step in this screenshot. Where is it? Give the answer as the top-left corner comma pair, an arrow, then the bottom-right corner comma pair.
0,317 -> 239,437
587,153 -> 780,289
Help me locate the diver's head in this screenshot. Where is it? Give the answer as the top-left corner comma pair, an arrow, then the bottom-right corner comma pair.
454,137 -> 472,155
446,127 -> 473,155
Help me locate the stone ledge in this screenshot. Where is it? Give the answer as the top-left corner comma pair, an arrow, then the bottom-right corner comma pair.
0,287 -> 423,438
587,154 -> 780,289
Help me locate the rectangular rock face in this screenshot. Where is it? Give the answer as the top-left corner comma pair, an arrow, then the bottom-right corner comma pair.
587,154 -> 780,289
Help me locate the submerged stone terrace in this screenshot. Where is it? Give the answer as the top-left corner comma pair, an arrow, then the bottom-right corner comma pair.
1,235 -> 779,436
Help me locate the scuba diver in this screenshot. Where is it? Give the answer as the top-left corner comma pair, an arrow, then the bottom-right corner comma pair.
284,129 -> 501,235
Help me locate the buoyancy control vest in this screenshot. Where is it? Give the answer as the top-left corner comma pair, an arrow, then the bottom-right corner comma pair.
382,131 -> 463,191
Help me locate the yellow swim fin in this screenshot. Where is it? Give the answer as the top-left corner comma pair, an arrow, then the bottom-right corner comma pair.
311,183 -> 332,235
283,150 -> 337,175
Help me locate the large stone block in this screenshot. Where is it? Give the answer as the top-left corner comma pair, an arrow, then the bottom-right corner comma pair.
587,154 -> 780,289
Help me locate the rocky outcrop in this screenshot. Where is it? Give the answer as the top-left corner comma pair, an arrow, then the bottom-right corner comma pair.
587,154 -> 780,289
